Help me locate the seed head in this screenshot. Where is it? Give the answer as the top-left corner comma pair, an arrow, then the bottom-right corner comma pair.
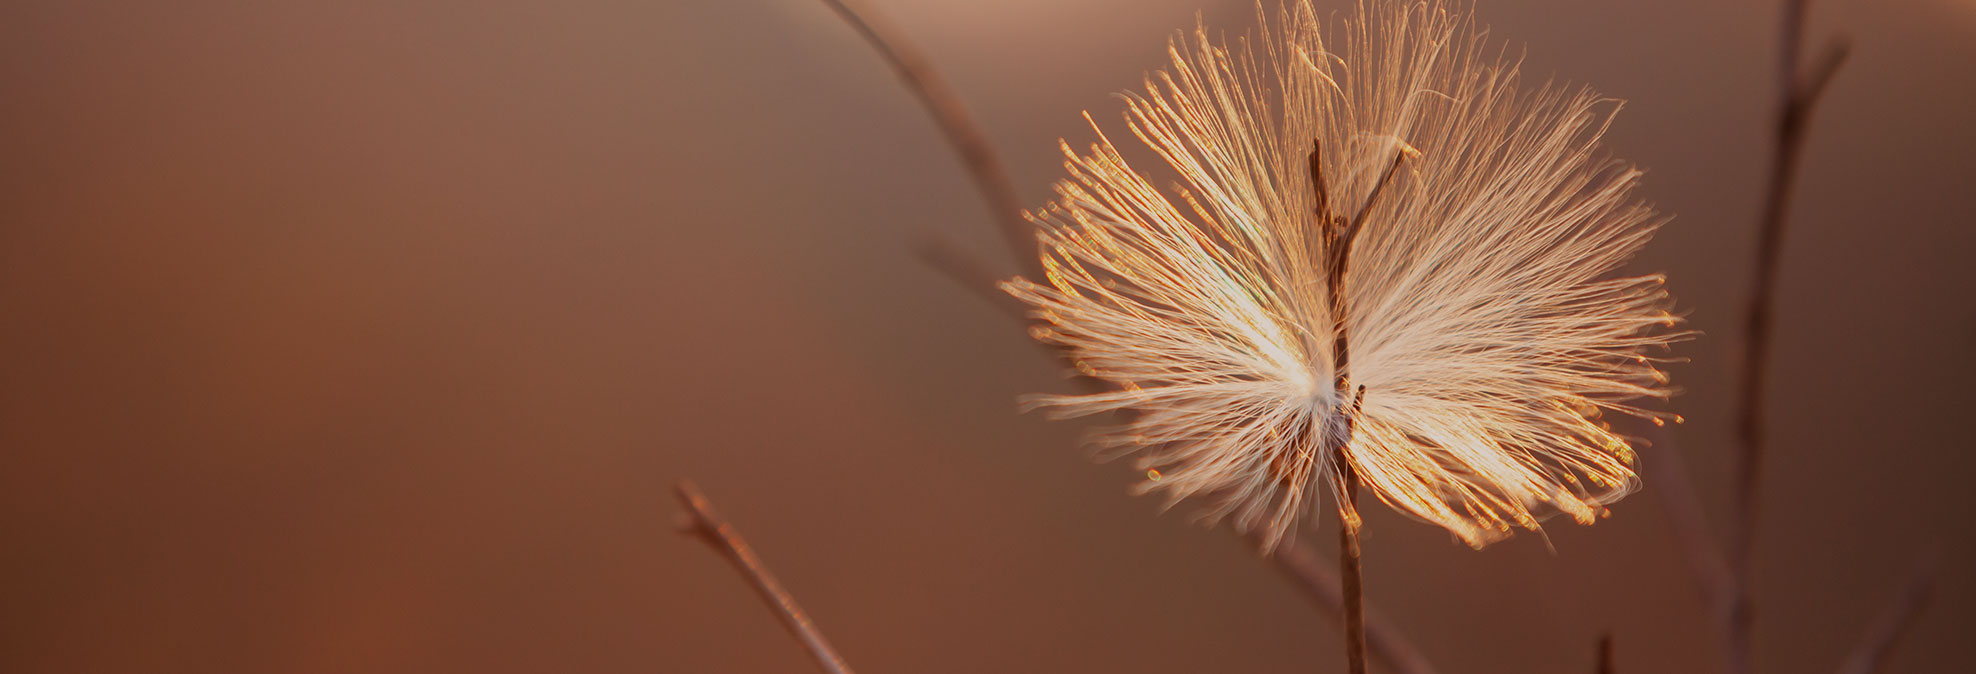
1001,0 -> 1685,550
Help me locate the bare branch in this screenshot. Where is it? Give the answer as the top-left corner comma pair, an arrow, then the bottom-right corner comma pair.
1834,558 -> 1937,674
1337,150 -> 1409,259
1337,466 -> 1368,674
1323,144 -> 1409,395
1269,536 -> 1440,674
1637,425 -> 1733,616
916,237 -> 1110,394
915,236 -> 1027,318
674,479 -> 857,674
814,0 -> 1035,274
1597,632 -> 1615,674
1318,142 -> 1408,674
1797,39 -> 1852,109
1726,0 -> 1849,669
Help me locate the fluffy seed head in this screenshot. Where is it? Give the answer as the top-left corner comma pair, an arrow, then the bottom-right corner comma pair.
1001,0 -> 1685,550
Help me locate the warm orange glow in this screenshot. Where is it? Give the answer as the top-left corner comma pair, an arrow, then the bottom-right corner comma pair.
1001,0 -> 1685,550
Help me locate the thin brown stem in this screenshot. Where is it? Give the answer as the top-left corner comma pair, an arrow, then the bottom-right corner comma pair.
813,0 -> 1035,274
1337,462 -> 1368,674
1338,152 -> 1408,257
1727,1 -> 1848,671
812,0 -> 1105,394
1799,39 -> 1853,107
1834,557 -> 1936,674
915,236 -> 1028,318
1309,139 -> 1333,227
1324,147 -> 1408,395
1269,537 -> 1439,674
674,479 -> 857,674
1637,425 -> 1733,613
1597,632 -> 1615,674
1319,135 -> 1398,674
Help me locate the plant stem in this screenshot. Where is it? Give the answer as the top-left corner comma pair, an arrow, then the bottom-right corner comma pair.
1316,138 -> 1398,674
1338,463 -> 1368,674
674,479 -> 857,674
1637,426 -> 1733,613
1269,538 -> 1439,674
1834,558 -> 1936,674
1727,1 -> 1848,670
1597,632 -> 1615,674
813,0 -> 1035,275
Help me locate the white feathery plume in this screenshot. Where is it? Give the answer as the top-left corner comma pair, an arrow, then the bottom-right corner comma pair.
1001,0 -> 1685,550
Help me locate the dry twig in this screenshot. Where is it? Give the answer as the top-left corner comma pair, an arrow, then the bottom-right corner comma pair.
1724,1 -> 1850,671
1637,425 -> 1733,613
1628,6 -> 1934,673
1314,141 -> 1407,674
916,236 -> 1029,317
813,0 -> 1035,275
674,479 -> 857,674
1335,469 -> 1369,674
1834,558 -> 1937,674
1269,535 -> 1440,674
1597,632 -> 1615,674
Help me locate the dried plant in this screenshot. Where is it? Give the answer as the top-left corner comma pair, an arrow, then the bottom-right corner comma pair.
678,1 -> 1941,673
1001,0 -> 1685,551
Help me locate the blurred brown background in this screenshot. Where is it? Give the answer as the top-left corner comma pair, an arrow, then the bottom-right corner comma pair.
3,0 -> 1973,672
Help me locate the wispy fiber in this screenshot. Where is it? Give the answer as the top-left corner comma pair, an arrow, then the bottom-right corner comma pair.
1003,0 -> 1684,550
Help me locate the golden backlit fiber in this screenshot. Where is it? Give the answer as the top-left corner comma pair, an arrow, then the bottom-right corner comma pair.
1001,0 -> 1685,550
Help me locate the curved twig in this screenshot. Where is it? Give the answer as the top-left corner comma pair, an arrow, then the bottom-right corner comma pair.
1269,536 -> 1440,674
1597,632 -> 1615,674
814,0 -> 1035,274
675,479 -> 857,674
1834,557 -> 1936,674
1726,1 -> 1850,671
1637,425 -> 1733,614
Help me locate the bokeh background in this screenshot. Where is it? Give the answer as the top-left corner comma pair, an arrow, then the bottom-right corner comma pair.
4,0 -> 1973,671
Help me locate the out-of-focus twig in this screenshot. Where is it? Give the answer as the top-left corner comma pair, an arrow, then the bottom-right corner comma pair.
674,479 -> 857,674
1637,425 -> 1733,613
813,0 -> 1036,276
915,237 -> 1027,318
1726,0 -> 1849,671
1597,632 -> 1615,674
1270,535 -> 1439,674
1833,557 -> 1937,674
810,0 -> 1089,387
